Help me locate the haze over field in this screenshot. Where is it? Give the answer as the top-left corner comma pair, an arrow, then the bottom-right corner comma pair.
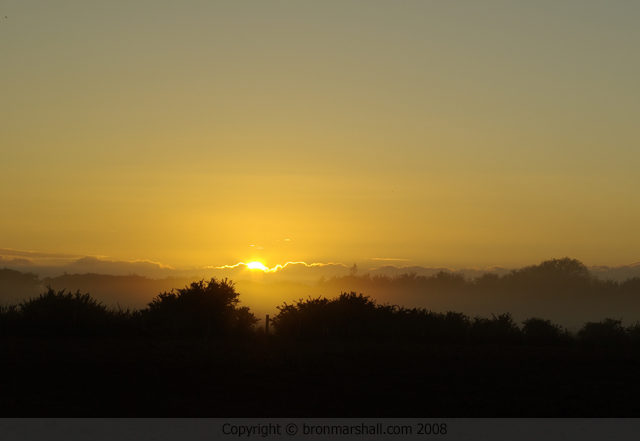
3,256 -> 640,332
2,1 -> 639,323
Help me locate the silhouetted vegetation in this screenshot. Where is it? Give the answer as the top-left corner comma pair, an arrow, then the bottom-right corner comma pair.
2,259 -> 640,347
316,257 -> 640,331
469,313 -> 521,345
0,303 -> 20,336
0,267 -> 41,304
319,257 -> 600,296
42,273 -> 200,310
4,260 -> 640,418
521,317 -> 568,346
0,278 -> 258,339
271,293 -> 576,345
19,287 -> 109,337
0,267 -> 40,287
2,266 -> 640,419
144,278 -> 259,338
578,318 -> 628,347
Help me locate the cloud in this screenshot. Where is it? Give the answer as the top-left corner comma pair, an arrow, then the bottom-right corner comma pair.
202,261 -> 350,282
5,246 -> 640,284
0,256 -> 36,266
68,257 -> 176,277
0,248 -> 83,260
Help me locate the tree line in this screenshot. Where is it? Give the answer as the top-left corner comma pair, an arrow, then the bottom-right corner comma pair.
319,258 -> 640,297
1,272 -> 640,347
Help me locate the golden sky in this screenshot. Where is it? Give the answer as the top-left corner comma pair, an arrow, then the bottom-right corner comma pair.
2,1 -> 639,270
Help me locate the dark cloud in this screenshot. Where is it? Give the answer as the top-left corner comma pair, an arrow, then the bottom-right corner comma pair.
0,248 -> 83,259
68,257 -> 177,278
0,256 -> 36,266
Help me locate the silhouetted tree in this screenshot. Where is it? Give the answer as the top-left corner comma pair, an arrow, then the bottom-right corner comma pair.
0,267 -> 41,303
592,277 -> 620,296
0,267 -> 39,285
144,278 -> 258,338
503,257 -> 592,295
473,272 -> 502,292
620,277 -> 640,295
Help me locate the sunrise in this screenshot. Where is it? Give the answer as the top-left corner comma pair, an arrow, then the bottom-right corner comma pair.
2,0 -> 640,428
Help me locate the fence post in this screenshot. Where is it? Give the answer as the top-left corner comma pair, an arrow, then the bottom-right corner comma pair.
265,314 -> 269,336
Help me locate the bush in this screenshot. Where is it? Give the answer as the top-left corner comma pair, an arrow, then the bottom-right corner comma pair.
271,292 -> 474,343
328,292 -> 382,339
578,318 -> 627,346
521,317 -> 566,346
0,304 -> 21,336
104,305 -> 146,338
271,296 -> 334,340
19,286 -> 108,337
144,278 -> 258,338
469,313 -> 521,345
626,321 -> 640,346
441,311 -> 471,344
272,292 -> 394,341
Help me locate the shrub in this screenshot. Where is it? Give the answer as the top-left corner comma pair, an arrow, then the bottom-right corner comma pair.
271,292 -> 393,341
578,318 -> 627,346
19,286 -> 107,337
104,305 -> 146,338
521,317 -> 566,345
626,321 -> 640,346
144,278 -> 258,338
271,292 -> 474,343
470,313 -> 521,345
271,296 -> 333,340
441,311 -> 471,344
0,303 -> 21,336
328,292 -> 382,339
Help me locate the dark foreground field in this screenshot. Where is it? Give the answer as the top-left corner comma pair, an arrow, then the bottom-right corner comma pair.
2,338 -> 640,417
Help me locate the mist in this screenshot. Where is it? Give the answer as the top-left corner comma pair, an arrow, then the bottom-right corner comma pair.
3,257 -> 640,331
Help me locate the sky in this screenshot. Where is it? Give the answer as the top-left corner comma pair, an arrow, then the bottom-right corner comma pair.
2,1 -> 639,273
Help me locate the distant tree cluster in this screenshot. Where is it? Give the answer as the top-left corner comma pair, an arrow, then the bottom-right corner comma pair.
0,268 -> 41,302
319,258 -> 640,297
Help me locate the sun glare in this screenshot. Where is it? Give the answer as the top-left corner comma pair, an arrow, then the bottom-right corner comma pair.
247,261 -> 267,271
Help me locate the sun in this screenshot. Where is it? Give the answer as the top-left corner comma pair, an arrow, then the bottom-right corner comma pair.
247,261 -> 268,271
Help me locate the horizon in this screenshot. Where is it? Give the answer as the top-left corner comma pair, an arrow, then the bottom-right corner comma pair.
4,255 -> 640,332
2,248 -> 640,284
